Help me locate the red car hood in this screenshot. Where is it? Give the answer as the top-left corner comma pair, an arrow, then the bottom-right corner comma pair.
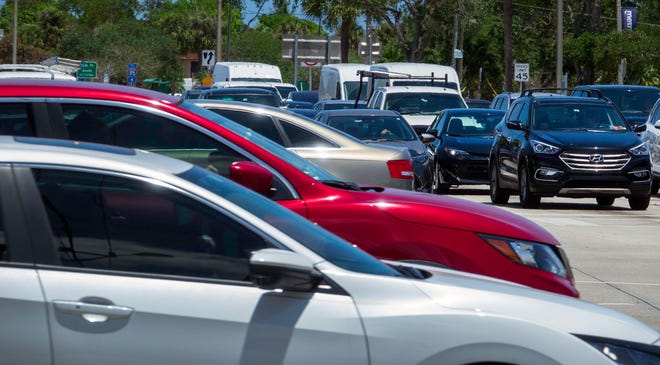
352,187 -> 559,245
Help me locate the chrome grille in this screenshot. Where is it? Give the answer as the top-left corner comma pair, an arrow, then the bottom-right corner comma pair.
559,152 -> 630,171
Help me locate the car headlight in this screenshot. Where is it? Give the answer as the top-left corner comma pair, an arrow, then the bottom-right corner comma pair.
629,142 -> 650,156
574,334 -> 660,365
479,234 -> 568,278
530,140 -> 561,154
444,147 -> 470,158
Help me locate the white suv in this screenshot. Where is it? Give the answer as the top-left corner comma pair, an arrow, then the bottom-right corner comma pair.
367,85 -> 467,133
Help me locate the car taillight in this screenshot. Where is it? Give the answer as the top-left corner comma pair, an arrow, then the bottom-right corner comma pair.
387,159 -> 414,180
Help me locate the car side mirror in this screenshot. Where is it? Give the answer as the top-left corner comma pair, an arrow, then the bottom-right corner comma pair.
419,132 -> 436,144
654,120 -> 660,129
427,129 -> 438,137
506,120 -> 527,131
633,124 -> 647,133
249,249 -> 323,292
229,161 -> 275,197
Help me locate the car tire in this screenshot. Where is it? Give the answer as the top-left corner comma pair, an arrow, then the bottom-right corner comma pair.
489,162 -> 510,204
628,195 -> 650,210
652,180 -> 659,195
596,197 -> 615,206
432,163 -> 450,194
519,165 -> 541,209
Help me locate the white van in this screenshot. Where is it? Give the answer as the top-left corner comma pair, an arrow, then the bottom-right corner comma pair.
0,64 -> 76,80
212,62 -> 282,84
318,63 -> 369,101
368,62 -> 461,92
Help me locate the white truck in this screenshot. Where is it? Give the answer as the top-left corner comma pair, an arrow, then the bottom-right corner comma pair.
212,62 -> 283,83
368,62 -> 461,93
318,63 -> 369,101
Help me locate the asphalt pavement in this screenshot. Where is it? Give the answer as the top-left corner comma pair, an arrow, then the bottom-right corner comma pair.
449,186 -> 660,332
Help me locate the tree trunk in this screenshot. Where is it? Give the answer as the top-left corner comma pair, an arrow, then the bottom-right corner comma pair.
340,18 -> 352,63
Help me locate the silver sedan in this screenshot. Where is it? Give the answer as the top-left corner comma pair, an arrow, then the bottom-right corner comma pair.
191,99 -> 415,190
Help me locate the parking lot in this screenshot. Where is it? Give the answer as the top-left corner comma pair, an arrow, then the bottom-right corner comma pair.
452,186 -> 660,331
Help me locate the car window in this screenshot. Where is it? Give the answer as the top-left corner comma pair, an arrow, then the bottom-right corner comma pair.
60,103 -> 294,201
385,93 -> 465,115
0,103 -> 34,136
518,102 -> 531,127
34,168 -> 271,281
208,109 -> 285,145
534,104 -> 628,131
508,102 -> 523,122
0,206 -> 6,261
279,120 -> 338,147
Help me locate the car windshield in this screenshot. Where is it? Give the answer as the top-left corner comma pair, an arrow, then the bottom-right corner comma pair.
344,81 -> 369,100
205,94 -> 279,107
392,80 -> 459,91
385,92 -> 465,115
443,111 -> 504,136
179,102 -> 339,181
327,115 -> 417,141
598,89 -> 660,114
178,165 -> 403,277
533,104 -> 629,132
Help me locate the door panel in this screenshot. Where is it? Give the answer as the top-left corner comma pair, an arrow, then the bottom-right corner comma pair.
39,270 -> 367,365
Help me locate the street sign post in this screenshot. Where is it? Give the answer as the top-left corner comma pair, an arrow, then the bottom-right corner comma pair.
77,61 -> 97,79
128,63 -> 138,86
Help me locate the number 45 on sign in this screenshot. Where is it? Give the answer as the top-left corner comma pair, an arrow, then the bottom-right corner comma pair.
514,63 -> 529,82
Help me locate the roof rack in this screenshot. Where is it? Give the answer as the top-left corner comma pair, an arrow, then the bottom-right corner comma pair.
520,87 -> 604,99
354,70 -> 450,108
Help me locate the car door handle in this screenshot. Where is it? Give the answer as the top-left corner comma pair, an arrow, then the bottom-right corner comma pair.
53,300 -> 134,323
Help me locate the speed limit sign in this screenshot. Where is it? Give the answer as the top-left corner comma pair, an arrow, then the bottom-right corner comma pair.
514,63 -> 530,82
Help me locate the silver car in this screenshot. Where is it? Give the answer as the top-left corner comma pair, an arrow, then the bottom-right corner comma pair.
190,99 -> 415,190
640,97 -> 660,195
1,136 -> 659,364
314,108 -> 435,192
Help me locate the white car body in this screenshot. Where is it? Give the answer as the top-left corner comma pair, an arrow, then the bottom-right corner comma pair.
640,97 -> 660,194
318,63 -> 369,101
0,136 -> 658,364
212,61 -> 283,83
367,85 -> 468,130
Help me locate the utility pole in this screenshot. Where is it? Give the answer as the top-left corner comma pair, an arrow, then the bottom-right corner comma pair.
616,0 -> 625,84
216,0 -> 222,67
450,12 -> 459,69
556,0 -> 563,88
503,0 -> 513,91
12,0 -> 18,64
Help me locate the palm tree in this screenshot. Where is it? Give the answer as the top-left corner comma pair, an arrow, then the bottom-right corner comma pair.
301,0 -> 360,62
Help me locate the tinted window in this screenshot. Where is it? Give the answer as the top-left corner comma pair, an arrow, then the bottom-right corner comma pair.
208,109 -> 284,144
0,103 -> 34,136
60,104 -> 294,200
533,104 -> 628,131
35,169 -> 270,280
0,199 -> 5,261
280,120 -> 337,147
385,93 -> 465,114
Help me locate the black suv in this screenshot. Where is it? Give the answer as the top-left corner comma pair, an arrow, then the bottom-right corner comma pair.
489,89 -> 652,210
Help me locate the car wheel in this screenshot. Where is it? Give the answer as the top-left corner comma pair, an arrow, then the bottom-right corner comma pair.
489,162 -> 509,204
629,195 -> 650,210
596,197 -> 615,206
519,165 -> 541,209
652,180 -> 659,195
432,163 -> 450,194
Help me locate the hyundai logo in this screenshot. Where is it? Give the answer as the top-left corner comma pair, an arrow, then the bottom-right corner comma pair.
588,154 -> 604,163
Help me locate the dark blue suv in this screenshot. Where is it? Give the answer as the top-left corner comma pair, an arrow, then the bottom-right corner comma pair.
489,89 -> 652,210
571,85 -> 660,130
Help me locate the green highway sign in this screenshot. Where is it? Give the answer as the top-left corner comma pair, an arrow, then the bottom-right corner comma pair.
77,61 -> 97,79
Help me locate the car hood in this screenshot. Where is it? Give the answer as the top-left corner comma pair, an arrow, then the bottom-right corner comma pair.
400,114 -> 436,127
351,188 -> 559,245
444,135 -> 494,154
409,263 -> 660,344
365,140 -> 426,157
534,130 -> 642,149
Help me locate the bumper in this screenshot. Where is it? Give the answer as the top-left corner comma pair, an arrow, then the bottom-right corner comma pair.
527,155 -> 652,198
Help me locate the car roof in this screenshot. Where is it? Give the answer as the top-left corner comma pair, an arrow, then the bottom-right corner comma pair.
0,79 -> 183,104
317,109 -> 401,117
575,84 -> 660,91
203,87 -> 277,94
0,135 -> 192,175
375,85 -> 461,94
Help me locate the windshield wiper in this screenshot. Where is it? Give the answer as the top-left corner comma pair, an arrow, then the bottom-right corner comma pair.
321,179 -> 362,191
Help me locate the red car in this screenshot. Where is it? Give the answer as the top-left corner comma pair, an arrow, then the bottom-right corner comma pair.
0,80 -> 578,297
